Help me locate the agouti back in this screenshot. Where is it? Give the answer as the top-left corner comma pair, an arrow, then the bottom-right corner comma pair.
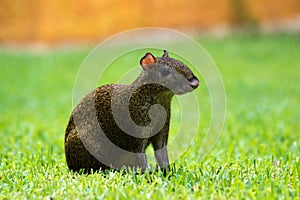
65,50 -> 199,173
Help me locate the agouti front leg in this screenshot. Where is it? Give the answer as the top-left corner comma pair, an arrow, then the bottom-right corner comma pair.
151,131 -> 170,172
136,153 -> 148,173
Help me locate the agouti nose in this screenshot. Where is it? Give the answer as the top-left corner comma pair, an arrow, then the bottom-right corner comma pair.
189,77 -> 199,89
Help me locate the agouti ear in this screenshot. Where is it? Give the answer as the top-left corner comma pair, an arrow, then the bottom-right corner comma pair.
140,53 -> 156,69
162,50 -> 169,58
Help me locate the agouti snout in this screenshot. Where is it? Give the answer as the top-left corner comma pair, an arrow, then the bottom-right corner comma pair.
65,50 -> 199,173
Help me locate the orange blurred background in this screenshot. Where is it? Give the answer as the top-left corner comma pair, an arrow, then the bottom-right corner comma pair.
0,0 -> 299,44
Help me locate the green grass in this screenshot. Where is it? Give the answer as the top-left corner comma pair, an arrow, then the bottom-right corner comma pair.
0,33 -> 299,199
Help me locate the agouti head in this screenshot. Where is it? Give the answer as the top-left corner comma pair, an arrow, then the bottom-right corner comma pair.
139,50 -> 199,95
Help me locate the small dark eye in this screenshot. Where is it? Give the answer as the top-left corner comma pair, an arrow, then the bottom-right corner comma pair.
160,68 -> 171,77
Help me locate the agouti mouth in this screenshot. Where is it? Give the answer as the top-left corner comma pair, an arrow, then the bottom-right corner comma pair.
188,77 -> 199,89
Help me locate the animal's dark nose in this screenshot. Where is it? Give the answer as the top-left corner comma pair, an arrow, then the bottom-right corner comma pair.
189,77 -> 199,89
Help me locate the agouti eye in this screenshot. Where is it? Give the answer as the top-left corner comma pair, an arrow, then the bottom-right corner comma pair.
160,68 -> 171,77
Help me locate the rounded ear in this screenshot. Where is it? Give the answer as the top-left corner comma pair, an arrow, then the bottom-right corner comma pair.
162,50 -> 169,58
140,53 -> 156,69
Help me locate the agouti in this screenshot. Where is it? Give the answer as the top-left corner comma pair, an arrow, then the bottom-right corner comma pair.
65,50 -> 199,173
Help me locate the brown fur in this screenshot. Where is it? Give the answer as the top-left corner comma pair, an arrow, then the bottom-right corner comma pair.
64,50 -> 199,173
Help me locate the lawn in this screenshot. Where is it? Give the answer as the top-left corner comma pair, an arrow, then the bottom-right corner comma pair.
0,33 -> 299,199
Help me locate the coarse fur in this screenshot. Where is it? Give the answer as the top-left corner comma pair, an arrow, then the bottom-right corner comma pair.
64,50 -> 199,173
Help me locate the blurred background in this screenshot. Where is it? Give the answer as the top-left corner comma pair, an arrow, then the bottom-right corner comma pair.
0,0 -> 299,45
0,1 -> 300,198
